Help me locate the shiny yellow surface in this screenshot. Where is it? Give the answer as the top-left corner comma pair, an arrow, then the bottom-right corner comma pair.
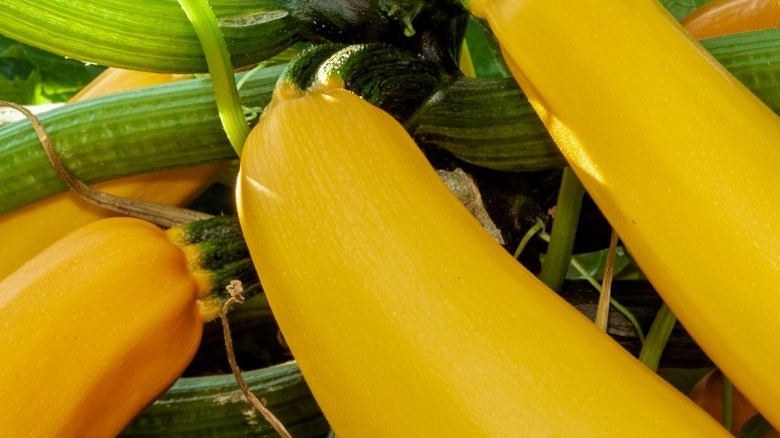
0,67 -> 225,279
469,0 -> 780,428
681,0 -> 780,39
0,218 -> 205,437
237,84 -> 727,436
68,67 -> 192,101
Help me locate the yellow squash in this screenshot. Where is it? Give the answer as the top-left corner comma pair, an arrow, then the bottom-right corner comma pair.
466,0 -> 780,428
236,81 -> 728,436
0,68 -> 225,279
681,0 -> 780,39
0,217 -> 220,437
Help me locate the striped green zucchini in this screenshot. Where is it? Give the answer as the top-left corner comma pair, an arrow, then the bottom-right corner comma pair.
120,361 -> 329,437
0,64 -> 282,215
0,0 -> 302,72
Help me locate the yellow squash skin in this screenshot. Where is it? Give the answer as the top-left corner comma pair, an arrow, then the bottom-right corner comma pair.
467,0 -> 780,428
237,83 -> 728,436
0,67 -> 225,279
681,0 -> 780,39
0,217 -> 208,437
68,67 -> 192,101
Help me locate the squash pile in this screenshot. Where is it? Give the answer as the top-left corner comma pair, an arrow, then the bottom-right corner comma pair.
1,0 -> 779,436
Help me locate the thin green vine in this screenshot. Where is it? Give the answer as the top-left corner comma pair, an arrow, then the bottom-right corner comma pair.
177,0 -> 250,155
513,219 -> 545,259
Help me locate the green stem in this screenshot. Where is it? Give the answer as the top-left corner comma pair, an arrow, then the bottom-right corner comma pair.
177,0 -> 250,155
638,303 -> 676,372
513,219 -> 545,259
538,167 -> 585,292
723,375 -> 734,432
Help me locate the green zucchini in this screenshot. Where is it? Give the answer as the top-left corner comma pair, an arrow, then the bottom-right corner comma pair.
408,75 -> 563,171
0,64 -> 282,216
120,361 -> 329,437
0,0 -> 301,73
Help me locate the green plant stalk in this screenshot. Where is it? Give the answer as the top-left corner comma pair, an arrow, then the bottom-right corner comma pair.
723,376 -> 734,431
0,0 -> 300,73
538,167 -> 585,292
178,0 -> 250,154
638,302 -> 677,372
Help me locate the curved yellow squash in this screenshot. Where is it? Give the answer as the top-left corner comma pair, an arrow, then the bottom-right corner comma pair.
236,83 -> 727,436
0,68 -> 225,279
466,0 -> 780,428
0,217 -> 211,437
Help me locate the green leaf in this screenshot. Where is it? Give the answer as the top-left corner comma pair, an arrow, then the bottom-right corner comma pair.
566,247 -> 644,281
0,63 -> 40,103
462,17 -> 510,78
658,0 -> 711,21
0,35 -> 104,104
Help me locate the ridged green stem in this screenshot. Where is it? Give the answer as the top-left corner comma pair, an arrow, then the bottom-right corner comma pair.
174,216 -> 260,308
178,0 -> 250,154
638,303 -> 677,372
285,44 -> 447,120
538,167 -> 585,292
